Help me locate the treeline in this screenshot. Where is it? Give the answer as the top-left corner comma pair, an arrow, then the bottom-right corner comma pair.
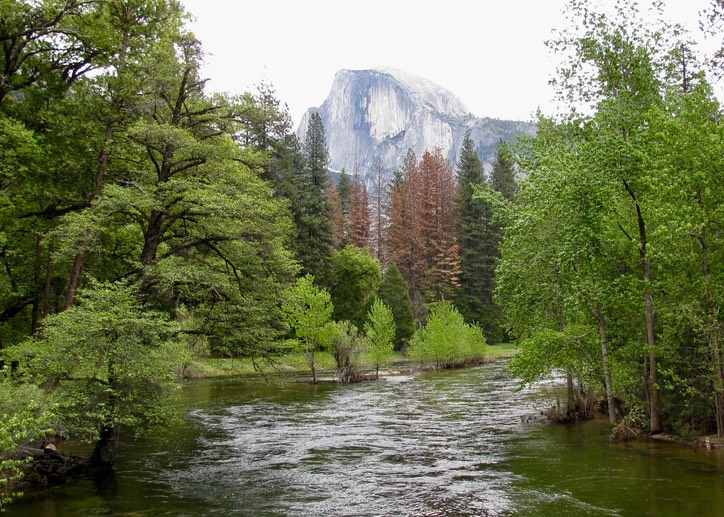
496,1 -> 723,440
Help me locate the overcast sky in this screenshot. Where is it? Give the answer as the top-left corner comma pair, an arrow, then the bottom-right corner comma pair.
179,0 -> 719,129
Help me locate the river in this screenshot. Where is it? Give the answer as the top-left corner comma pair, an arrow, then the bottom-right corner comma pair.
7,361 -> 724,516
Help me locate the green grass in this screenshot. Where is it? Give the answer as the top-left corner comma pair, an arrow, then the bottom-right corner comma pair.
183,345 -> 516,379
486,342 -> 518,359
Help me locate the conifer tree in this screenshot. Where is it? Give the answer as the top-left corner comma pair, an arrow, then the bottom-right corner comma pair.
370,157 -> 387,263
386,149 -> 425,316
328,177 -> 347,248
454,131 -> 492,329
454,135 -> 513,342
418,149 -> 461,302
295,112 -> 335,284
349,171 -> 372,249
378,261 -> 416,350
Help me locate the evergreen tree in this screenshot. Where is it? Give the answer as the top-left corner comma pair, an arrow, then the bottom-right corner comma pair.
418,149 -> 461,303
349,171 -> 372,249
455,137 -> 515,343
328,177 -> 347,248
370,157 -> 387,263
295,112 -> 335,285
378,261 -> 415,350
454,131 -> 493,333
337,169 -> 353,215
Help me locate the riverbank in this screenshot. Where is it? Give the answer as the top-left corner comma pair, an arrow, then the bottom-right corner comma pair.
180,343 -> 519,379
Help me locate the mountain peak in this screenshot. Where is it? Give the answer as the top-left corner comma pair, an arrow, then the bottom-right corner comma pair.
297,68 -> 534,184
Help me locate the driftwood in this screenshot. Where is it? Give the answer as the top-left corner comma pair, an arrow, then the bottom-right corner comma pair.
16,445 -> 91,489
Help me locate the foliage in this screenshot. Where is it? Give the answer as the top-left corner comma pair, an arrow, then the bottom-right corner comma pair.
333,321 -> 367,383
328,246 -> 382,329
408,300 -> 487,369
7,281 -> 185,443
386,149 -> 460,317
364,298 -> 396,378
498,0 -> 724,434
281,275 -> 337,383
294,112 -> 335,285
377,261 -> 415,350
348,171 -> 372,249
0,374 -> 52,511
454,133 -> 512,343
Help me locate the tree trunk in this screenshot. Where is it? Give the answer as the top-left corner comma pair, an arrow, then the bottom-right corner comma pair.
43,239 -> 54,316
594,302 -> 617,425
566,369 -> 576,417
64,117 -> 115,309
140,209 -> 165,267
90,423 -> 121,478
624,180 -> 661,434
31,233 -> 43,333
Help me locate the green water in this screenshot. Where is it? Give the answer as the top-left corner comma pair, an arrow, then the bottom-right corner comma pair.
7,362 -> 724,516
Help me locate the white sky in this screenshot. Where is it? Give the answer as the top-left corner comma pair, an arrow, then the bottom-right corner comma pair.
179,0 -> 719,129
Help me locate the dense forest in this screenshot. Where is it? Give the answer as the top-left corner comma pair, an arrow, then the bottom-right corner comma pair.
0,0 -> 722,509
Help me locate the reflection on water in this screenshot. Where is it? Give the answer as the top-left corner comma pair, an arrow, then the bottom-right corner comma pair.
8,362 -> 724,516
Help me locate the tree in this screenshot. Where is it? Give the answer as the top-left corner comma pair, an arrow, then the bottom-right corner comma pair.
328,246 -> 382,329
0,375 -> 51,510
370,157 -> 387,262
499,0 -> 723,433
8,281 -> 184,476
348,171 -> 372,249
386,149 -> 425,317
386,148 -> 460,316
0,0 -> 101,106
454,131 -> 498,340
364,298 -> 396,379
377,261 -> 415,351
281,275 -> 337,384
408,300 -> 487,369
419,149 -> 461,302
333,321 -> 366,383
295,112 -> 335,285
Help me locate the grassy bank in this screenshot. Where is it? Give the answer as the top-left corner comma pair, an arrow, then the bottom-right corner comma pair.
183,343 -> 518,379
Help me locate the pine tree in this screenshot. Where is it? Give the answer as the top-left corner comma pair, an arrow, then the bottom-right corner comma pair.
386,149 -> 426,317
454,131 -> 497,338
328,177 -> 346,248
418,149 -> 461,302
378,261 -> 416,350
295,112 -> 335,284
370,157 -> 387,263
349,171 -> 372,249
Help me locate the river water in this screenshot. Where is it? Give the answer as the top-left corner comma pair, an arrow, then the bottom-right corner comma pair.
8,361 -> 724,516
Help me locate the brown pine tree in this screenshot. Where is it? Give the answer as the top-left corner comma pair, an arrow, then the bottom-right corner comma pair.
328,177 -> 346,249
370,158 -> 387,263
385,150 -> 429,319
417,148 -> 461,302
349,171 -> 372,249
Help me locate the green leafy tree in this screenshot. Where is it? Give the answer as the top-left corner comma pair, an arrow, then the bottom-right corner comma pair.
0,375 -> 52,510
364,298 -> 396,379
408,300 -> 487,369
281,275 -> 337,384
328,245 -> 382,329
377,261 -> 415,350
7,281 -> 185,476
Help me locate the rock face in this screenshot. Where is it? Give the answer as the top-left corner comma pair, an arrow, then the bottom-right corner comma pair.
296,67 -> 536,185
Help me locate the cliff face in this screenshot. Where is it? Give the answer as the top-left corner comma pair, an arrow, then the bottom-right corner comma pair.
297,67 -> 536,184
